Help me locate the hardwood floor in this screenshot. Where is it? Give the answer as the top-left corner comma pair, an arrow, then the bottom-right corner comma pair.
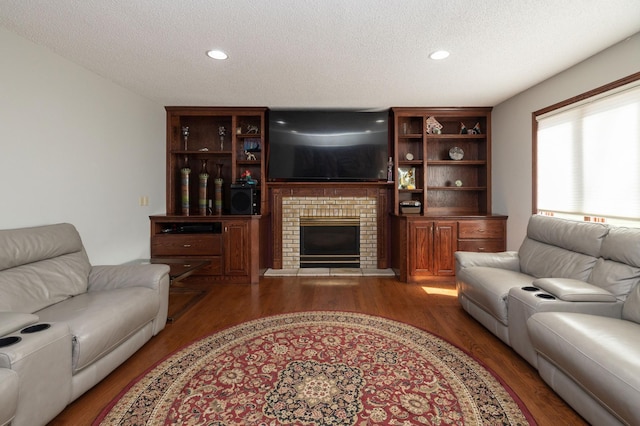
49,275 -> 587,425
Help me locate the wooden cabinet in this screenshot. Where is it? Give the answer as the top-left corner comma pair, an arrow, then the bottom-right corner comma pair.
392,216 -> 506,282
164,106 -> 268,216
390,107 -> 505,281
153,107 -> 267,284
391,107 -> 492,216
149,215 -> 261,284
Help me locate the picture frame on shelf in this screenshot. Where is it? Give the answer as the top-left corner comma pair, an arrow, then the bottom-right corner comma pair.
398,167 -> 416,189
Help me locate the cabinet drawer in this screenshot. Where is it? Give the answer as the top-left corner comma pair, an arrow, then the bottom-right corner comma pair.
458,220 -> 504,239
151,234 -> 222,256
457,239 -> 505,253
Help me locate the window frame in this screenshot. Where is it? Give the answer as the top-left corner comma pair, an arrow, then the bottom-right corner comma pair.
532,71 -> 640,223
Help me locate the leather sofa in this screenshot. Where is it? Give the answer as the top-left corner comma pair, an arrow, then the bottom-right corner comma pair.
0,223 -> 170,426
455,214 -> 640,424
528,282 -> 640,426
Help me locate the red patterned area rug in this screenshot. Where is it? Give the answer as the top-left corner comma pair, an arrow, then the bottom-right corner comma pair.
95,312 -> 535,425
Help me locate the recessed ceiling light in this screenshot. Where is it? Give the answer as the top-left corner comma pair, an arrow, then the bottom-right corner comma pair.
207,50 -> 228,60
429,50 -> 450,60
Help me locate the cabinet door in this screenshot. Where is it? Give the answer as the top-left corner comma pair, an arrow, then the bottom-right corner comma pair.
224,221 -> 249,276
409,221 -> 434,276
434,221 -> 457,275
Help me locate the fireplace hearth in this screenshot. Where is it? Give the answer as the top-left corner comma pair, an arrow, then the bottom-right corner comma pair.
300,217 -> 360,268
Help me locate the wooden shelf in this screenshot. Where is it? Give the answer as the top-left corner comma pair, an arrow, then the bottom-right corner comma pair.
391,107 -> 492,216
165,107 -> 268,216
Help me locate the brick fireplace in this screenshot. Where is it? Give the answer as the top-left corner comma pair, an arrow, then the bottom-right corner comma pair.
269,183 -> 389,270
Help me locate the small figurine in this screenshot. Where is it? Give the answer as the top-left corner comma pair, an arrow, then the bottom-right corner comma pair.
241,169 -> 255,184
245,150 -> 257,161
218,126 -> 226,150
469,122 -> 482,134
182,126 -> 189,150
425,116 -> 443,134
246,124 -> 259,134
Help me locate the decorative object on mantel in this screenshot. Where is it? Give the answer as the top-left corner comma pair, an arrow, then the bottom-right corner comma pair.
449,146 -> 464,160
218,126 -> 226,151
93,312 -> 534,426
198,160 -> 209,215
425,116 -> 443,134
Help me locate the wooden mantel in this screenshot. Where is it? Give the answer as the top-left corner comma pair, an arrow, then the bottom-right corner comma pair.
268,182 -> 392,270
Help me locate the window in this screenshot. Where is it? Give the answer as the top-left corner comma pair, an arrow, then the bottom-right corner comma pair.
533,73 -> 640,227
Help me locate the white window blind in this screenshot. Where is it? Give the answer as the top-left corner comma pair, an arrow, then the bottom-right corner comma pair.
535,81 -> 640,226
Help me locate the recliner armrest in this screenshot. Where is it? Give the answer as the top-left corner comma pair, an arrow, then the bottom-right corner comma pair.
455,251 -> 520,273
533,278 -> 617,302
0,312 -> 39,336
88,264 -> 170,292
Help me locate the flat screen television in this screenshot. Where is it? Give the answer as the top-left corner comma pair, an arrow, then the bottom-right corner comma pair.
268,109 -> 389,181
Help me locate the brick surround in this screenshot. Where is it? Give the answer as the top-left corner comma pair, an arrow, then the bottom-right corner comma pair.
282,196 -> 377,269
269,183 -> 390,270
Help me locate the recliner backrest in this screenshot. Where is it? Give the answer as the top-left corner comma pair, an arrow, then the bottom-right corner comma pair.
588,226 -> 640,300
518,215 -> 608,280
0,223 -> 91,313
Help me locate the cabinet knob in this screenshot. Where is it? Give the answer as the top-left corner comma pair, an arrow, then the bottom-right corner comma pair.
183,244 -> 191,248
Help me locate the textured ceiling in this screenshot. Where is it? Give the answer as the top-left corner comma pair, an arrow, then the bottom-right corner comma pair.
1,0 -> 639,108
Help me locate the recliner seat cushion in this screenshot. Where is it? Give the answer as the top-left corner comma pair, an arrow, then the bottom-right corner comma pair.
528,312 -> 640,425
35,286 -> 160,373
457,266 -> 535,325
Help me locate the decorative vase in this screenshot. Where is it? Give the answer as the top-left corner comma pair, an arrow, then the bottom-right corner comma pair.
198,160 -> 209,215
214,178 -> 223,215
214,162 -> 223,215
180,166 -> 191,215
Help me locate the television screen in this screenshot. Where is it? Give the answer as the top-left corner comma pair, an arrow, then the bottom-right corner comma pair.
268,109 -> 389,181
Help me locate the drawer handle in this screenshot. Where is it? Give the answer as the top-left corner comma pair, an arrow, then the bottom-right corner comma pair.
183,244 -> 191,248
183,264 -> 191,267
477,247 -> 485,251
477,229 -> 486,233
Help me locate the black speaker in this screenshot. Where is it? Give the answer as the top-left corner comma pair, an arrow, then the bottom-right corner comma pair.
230,183 -> 258,215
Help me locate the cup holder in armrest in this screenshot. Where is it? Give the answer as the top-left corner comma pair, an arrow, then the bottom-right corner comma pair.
521,286 -> 540,292
536,293 -> 556,300
21,323 -> 51,334
0,336 -> 22,347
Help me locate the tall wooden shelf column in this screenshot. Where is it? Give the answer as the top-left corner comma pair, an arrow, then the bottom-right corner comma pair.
150,107 -> 268,284
389,107 -> 507,282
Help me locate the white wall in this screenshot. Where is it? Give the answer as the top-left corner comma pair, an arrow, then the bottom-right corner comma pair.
492,32 -> 640,249
0,27 -> 166,264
